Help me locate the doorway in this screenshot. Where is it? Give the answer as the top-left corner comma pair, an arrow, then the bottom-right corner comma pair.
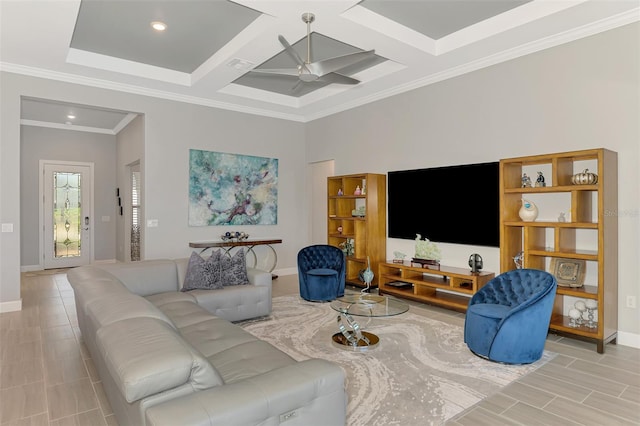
41,160 -> 94,269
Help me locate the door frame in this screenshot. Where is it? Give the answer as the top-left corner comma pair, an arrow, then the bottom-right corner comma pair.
39,159 -> 95,269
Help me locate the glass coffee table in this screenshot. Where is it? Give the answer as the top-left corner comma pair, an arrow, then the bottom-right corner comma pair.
330,294 -> 409,352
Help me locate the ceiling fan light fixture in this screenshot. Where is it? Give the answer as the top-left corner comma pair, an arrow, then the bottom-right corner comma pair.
150,21 -> 167,32
249,12 -> 375,89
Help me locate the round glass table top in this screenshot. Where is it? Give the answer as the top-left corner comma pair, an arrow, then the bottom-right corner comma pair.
330,294 -> 409,317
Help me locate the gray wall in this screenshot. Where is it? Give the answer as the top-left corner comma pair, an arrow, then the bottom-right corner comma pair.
306,23 -> 640,339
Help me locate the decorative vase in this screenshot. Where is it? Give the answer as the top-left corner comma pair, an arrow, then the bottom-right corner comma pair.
360,256 -> 374,294
518,199 -> 538,222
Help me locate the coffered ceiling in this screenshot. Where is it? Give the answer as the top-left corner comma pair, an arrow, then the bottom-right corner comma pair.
2,0 -> 638,127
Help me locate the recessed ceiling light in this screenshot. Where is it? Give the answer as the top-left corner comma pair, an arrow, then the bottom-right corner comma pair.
67,114 -> 76,119
151,21 -> 167,31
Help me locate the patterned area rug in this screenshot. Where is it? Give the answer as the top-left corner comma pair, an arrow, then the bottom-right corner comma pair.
238,295 -> 555,426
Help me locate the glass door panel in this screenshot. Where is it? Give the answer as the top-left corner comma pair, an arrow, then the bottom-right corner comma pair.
43,162 -> 92,269
53,172 -> 82,258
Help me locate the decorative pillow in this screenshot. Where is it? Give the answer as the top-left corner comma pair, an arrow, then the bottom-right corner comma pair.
181,251 -> 223,291
220,249 -> 250,286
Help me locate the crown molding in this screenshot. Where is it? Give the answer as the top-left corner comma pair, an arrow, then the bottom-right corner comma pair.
0,63 -> 306,123
113,113 -> 139,134
20,119 -> 116,135
2,8 -> 637,124
303,8 -> 640,122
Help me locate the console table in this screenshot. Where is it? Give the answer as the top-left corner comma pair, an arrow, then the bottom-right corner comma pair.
189,239 -> 283,276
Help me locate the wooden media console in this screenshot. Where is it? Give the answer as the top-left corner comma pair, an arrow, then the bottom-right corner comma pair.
378,261 -> 494,313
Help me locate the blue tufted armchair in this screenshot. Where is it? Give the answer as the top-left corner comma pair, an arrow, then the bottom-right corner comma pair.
464,269 -> 557,364
297,245 -> 346,302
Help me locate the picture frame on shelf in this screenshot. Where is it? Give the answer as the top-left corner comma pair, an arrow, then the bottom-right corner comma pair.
550,258 -> 586,287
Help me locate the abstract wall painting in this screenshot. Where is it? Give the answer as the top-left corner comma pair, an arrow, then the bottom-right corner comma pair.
189,149 -> 278,226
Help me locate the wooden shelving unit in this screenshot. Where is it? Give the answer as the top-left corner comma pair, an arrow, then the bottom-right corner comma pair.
327,173 -> 386,288
500,148 -> 618,353
378,262 -> 494,312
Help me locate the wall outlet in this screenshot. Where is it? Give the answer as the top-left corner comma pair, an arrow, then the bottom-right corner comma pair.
147,219 -> 159,228
279,410 -> 298,422
626,296 -> 636,309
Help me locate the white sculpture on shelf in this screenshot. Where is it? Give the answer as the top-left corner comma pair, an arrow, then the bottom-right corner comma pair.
414,234 -> 441,261
361,256 -> 374,294
518,199 -> 539,222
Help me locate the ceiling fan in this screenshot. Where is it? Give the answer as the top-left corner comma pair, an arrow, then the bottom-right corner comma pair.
250,13 -> 375,88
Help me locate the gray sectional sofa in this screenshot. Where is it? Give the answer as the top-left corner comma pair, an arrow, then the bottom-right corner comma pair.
67,259 -> 347,426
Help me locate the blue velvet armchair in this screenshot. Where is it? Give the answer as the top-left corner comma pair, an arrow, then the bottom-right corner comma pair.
297,245 -> 346,302
464,269 -> 557,364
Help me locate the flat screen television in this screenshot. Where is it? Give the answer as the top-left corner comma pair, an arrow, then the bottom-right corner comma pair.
387,162 -> 500,247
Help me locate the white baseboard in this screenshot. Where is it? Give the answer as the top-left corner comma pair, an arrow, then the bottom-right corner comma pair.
21,265 -> 42,272
0,299 -> 22,313
273,267 -> 297,276
20,259 -> 116,273
617,331 -> 640,349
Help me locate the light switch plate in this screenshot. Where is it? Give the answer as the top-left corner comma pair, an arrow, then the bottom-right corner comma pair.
1,223 -> 14,233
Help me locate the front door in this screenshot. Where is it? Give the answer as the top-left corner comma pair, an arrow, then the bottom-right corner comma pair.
42,161 -> 93,269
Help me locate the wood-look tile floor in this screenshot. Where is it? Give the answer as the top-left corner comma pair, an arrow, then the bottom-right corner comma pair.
1,271 -> 638,425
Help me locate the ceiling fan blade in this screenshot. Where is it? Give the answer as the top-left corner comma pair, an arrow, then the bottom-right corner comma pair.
291,80 -> 304,92
317,73 -> 360,85
249,68 -> 300,77
308,50 -> 375,77
278,35 -> 306,68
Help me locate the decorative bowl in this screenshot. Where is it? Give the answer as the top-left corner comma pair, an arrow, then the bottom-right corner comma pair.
221,231 -> 249,241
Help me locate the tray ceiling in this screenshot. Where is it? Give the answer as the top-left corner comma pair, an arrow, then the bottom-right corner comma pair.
2,0 -> 638,127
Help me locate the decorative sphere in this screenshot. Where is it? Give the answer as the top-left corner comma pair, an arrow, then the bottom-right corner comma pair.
363,269 -> 374,284
568,308 -> 582,320
574,300 -> 587,312
585,299 -> 598,309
